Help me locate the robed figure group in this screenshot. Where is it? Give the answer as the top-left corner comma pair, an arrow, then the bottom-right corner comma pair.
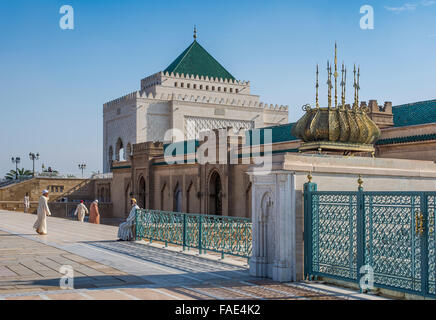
33,191 -> 139,242
33,191 -> 101,235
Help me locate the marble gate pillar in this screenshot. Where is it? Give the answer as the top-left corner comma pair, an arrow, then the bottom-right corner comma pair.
248,171 -> 296,282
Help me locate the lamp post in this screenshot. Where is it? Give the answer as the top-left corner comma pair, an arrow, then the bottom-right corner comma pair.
11,157 -> 21,180
78,163 -> 86,178
29,152 -> 39,177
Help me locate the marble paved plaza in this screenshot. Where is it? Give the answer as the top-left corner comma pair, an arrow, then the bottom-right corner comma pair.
0,210 -> 385,300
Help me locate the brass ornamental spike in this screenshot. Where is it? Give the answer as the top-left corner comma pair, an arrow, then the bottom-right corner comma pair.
357,175 -> 363,188
307,172 -> 313,183
316,65 -> 319,108
357,66 -> 360,107
340,62 -> 345,108
353,65 -> 357,108
334,43 -> 338,108
193,25 -> 197,40
327,61 -> 332,109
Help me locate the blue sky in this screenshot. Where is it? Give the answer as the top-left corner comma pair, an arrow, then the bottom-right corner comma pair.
0,0 -> 435,176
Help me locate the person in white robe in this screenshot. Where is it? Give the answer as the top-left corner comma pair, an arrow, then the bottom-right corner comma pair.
33,190 -> 52,235
24,193 -> 30,213
117,198 -> 140,241
74,200 -> 89,222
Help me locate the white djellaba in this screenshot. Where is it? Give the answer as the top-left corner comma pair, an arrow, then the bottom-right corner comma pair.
74,202 -> 89,222
33,190 -> 52,235
118,199 -> 140,241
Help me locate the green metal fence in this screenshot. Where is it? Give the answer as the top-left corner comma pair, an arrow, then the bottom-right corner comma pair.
304,181 -> 436,298
135,209 -> 252,259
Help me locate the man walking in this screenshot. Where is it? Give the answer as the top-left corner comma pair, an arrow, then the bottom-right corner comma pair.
74,200 -> 89,222
33,190 -> 51,235
89,200 -> 100,224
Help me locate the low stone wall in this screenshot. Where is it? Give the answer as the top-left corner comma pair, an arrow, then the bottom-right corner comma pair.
48,202 -> 113,219
0,201 -> 38,213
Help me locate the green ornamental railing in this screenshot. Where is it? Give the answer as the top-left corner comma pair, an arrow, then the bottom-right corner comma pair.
304,179 -> 436,298
135,209 -> 252,260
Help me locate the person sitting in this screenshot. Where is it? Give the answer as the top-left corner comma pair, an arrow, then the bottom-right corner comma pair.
117,198 -> 140,241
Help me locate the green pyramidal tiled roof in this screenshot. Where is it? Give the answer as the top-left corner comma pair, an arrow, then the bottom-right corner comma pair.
393,99 -> 436,127
164,40 -> 235,81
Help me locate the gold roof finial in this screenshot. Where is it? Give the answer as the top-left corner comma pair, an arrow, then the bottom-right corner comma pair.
353,64 -> 357,108
334,43 -> 338,108
357,65 -> 360,107
340,62 -> 345,108
327,60 -> 332,109
193,25 -> 197,40
315,64 -> 319,108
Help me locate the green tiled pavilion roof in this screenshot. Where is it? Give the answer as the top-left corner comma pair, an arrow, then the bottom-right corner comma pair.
164,40 -> 235,81
393,99 -> 436,127
245,123 -> 298,146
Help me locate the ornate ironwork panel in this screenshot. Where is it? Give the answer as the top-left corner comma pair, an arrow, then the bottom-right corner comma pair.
136,209 -> 184,246
428,194 -> 436,295
305,187 -> 436,298
201,215 -> 252,257
311,192 -> 358,280
364,193 -> 422,293
136,209 -> 252,258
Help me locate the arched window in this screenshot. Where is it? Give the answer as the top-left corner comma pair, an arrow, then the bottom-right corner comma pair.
116,138 -> 125,161
208,171 -> 222,215
138,176 -> 146,209
200,85 -> 203,90
206,85 -> 209,90
173,184 -> 182,212
174,82 -> 178,87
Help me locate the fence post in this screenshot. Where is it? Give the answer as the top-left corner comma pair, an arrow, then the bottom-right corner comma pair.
183,214 -> 187,251
356,175 -> 365,293
135,208 -> 138,241
421,192 -> 429,296
199,215 -> 203,255
303,172 -> 317,281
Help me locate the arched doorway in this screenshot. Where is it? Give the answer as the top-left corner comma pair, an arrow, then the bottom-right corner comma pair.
208,171 -> 222,215
138,177 -> 146,209
173,184 -> 182,212
116,138 -> 124,161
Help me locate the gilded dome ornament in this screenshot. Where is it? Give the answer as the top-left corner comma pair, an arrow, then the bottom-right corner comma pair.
291,44 -> 381,156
